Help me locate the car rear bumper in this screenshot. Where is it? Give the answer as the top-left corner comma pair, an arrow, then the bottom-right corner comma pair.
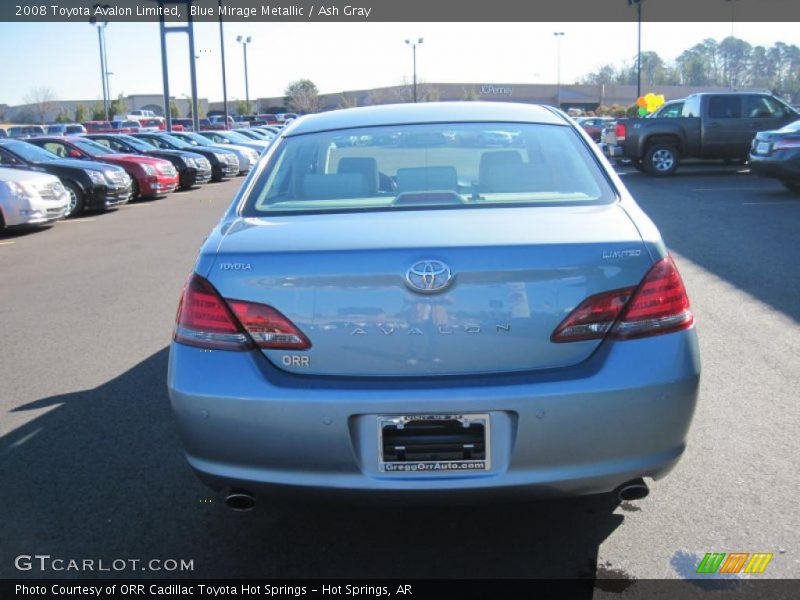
168,328 -> 701,499
748,153 -> 800,182
602,143 -> 624,159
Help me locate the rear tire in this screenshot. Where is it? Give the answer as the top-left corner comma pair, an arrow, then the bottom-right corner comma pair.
782,181 -> 800,193
643,144 -> 680,176
64,182 -> 84,218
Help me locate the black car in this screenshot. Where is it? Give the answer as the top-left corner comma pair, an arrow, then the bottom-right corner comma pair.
86,133 -> 212,190
0,139 -> 131,217
132,132 -> 239,181
749,119 -> 800,192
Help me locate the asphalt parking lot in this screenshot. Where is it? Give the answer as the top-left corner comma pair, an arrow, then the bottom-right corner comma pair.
1,166 -> 798,580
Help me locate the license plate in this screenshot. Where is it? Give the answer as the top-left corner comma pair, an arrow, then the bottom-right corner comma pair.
377,413 -> 490,473
756,142 -> 770,155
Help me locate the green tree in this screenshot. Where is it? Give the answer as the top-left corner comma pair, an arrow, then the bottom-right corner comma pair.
74,104 -> 88,123
109,94 -> 127,118
284,79 -> 320,113
234,99 -> 251,115
169,101 -> 180,118
91,101 -> 106,120
461,87 -> 480,101
54,108 -> 72,123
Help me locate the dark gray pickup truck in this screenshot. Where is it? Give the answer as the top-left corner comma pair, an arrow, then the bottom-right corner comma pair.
603,92 -> 798,176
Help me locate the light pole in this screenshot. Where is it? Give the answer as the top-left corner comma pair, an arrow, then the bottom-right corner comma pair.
628,0 -> 643,99
405,37 -> 423,103
89,13 -> 110,120
553,32 -> 565,108
218,1 -> 230,125
236,35 -> 252,114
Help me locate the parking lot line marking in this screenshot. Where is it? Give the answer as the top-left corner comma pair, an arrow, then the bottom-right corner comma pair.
61,218 -> 96,223
0,241 -> 15,246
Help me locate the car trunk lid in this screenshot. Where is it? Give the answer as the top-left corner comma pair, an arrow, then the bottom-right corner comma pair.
205,205 -> 652,377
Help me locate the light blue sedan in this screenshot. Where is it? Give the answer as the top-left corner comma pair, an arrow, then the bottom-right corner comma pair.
168,102 -> 700,511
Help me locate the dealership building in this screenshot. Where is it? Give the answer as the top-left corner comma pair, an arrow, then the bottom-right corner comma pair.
1,83 -> 758,123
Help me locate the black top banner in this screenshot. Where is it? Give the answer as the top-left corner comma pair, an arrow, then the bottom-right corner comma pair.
4,0 -> 800,23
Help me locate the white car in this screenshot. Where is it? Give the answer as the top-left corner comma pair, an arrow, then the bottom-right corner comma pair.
0,167 -> 69,228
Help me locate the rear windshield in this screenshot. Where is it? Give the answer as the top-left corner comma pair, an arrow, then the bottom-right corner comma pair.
241,122 -> 614,216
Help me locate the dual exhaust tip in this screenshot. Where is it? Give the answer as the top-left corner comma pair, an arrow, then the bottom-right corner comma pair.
223,480 -> 649,511
224,489 -> 256,512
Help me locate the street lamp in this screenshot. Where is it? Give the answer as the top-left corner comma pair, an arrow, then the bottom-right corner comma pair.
218,1 -> 230,126
236,35 -> 252,114
553,32 -> 565,108
404,37 -> 424,103
89,8 -> 111,120
628,0 -> 643,99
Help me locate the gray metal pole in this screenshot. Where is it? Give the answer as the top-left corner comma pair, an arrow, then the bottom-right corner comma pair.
218,0 -> 229,123
636,2 -> 642,98
187,3 -> 200,133
97,27 -> 109,120
158,9 -> 172,131
243,43 -> 250,113
412,45 -> 417,103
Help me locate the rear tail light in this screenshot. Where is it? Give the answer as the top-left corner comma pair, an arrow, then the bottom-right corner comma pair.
772,138 -> 800,150
615,123 -> 627,142
551,256 -> 693,343
174,274 -> 310,351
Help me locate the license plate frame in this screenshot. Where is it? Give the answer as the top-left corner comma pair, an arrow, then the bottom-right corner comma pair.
377,413 -> 491,473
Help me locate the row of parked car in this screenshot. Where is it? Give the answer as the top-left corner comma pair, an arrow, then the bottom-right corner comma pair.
0,124 -> 286,230
598,91 -> 800,189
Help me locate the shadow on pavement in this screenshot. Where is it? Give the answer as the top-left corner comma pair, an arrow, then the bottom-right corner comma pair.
0,348 -> 628,585
623,169 -> 800,321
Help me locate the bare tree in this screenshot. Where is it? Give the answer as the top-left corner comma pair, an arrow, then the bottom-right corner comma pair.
285,79 -> 320,114
338,92 -> 358,109
24,87 -> 59,124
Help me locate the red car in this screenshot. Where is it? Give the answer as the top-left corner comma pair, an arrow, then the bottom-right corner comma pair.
28,136 -> 179,199
139,118 -> 185,132
83,121 -> 115,134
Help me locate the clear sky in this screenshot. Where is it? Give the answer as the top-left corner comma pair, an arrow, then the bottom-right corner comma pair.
0,21 -> 796,106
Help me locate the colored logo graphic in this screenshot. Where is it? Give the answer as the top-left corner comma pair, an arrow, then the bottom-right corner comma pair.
696,552 -> 773,574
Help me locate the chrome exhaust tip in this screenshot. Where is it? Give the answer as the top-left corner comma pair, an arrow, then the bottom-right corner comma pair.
224,489 -> 256,512
616,478 -> 650,502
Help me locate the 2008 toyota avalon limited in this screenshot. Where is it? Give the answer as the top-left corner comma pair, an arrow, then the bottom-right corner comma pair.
168,102 -> 700,511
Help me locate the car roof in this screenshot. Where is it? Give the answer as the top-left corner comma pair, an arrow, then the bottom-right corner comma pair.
285,102 -> 566,136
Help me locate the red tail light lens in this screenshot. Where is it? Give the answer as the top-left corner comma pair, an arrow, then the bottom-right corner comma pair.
615,123 -> 627,141
612,256 -> 693,339
551,288 -> 635,343
551,256 -> 693,343
174,274 -> 311,351
174,274 -> 252,351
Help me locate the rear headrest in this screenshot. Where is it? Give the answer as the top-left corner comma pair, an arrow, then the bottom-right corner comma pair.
337,157 -> 379,194
396,166 -> 458,193
479,151 -> 523,183
300,173 -> 370,200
